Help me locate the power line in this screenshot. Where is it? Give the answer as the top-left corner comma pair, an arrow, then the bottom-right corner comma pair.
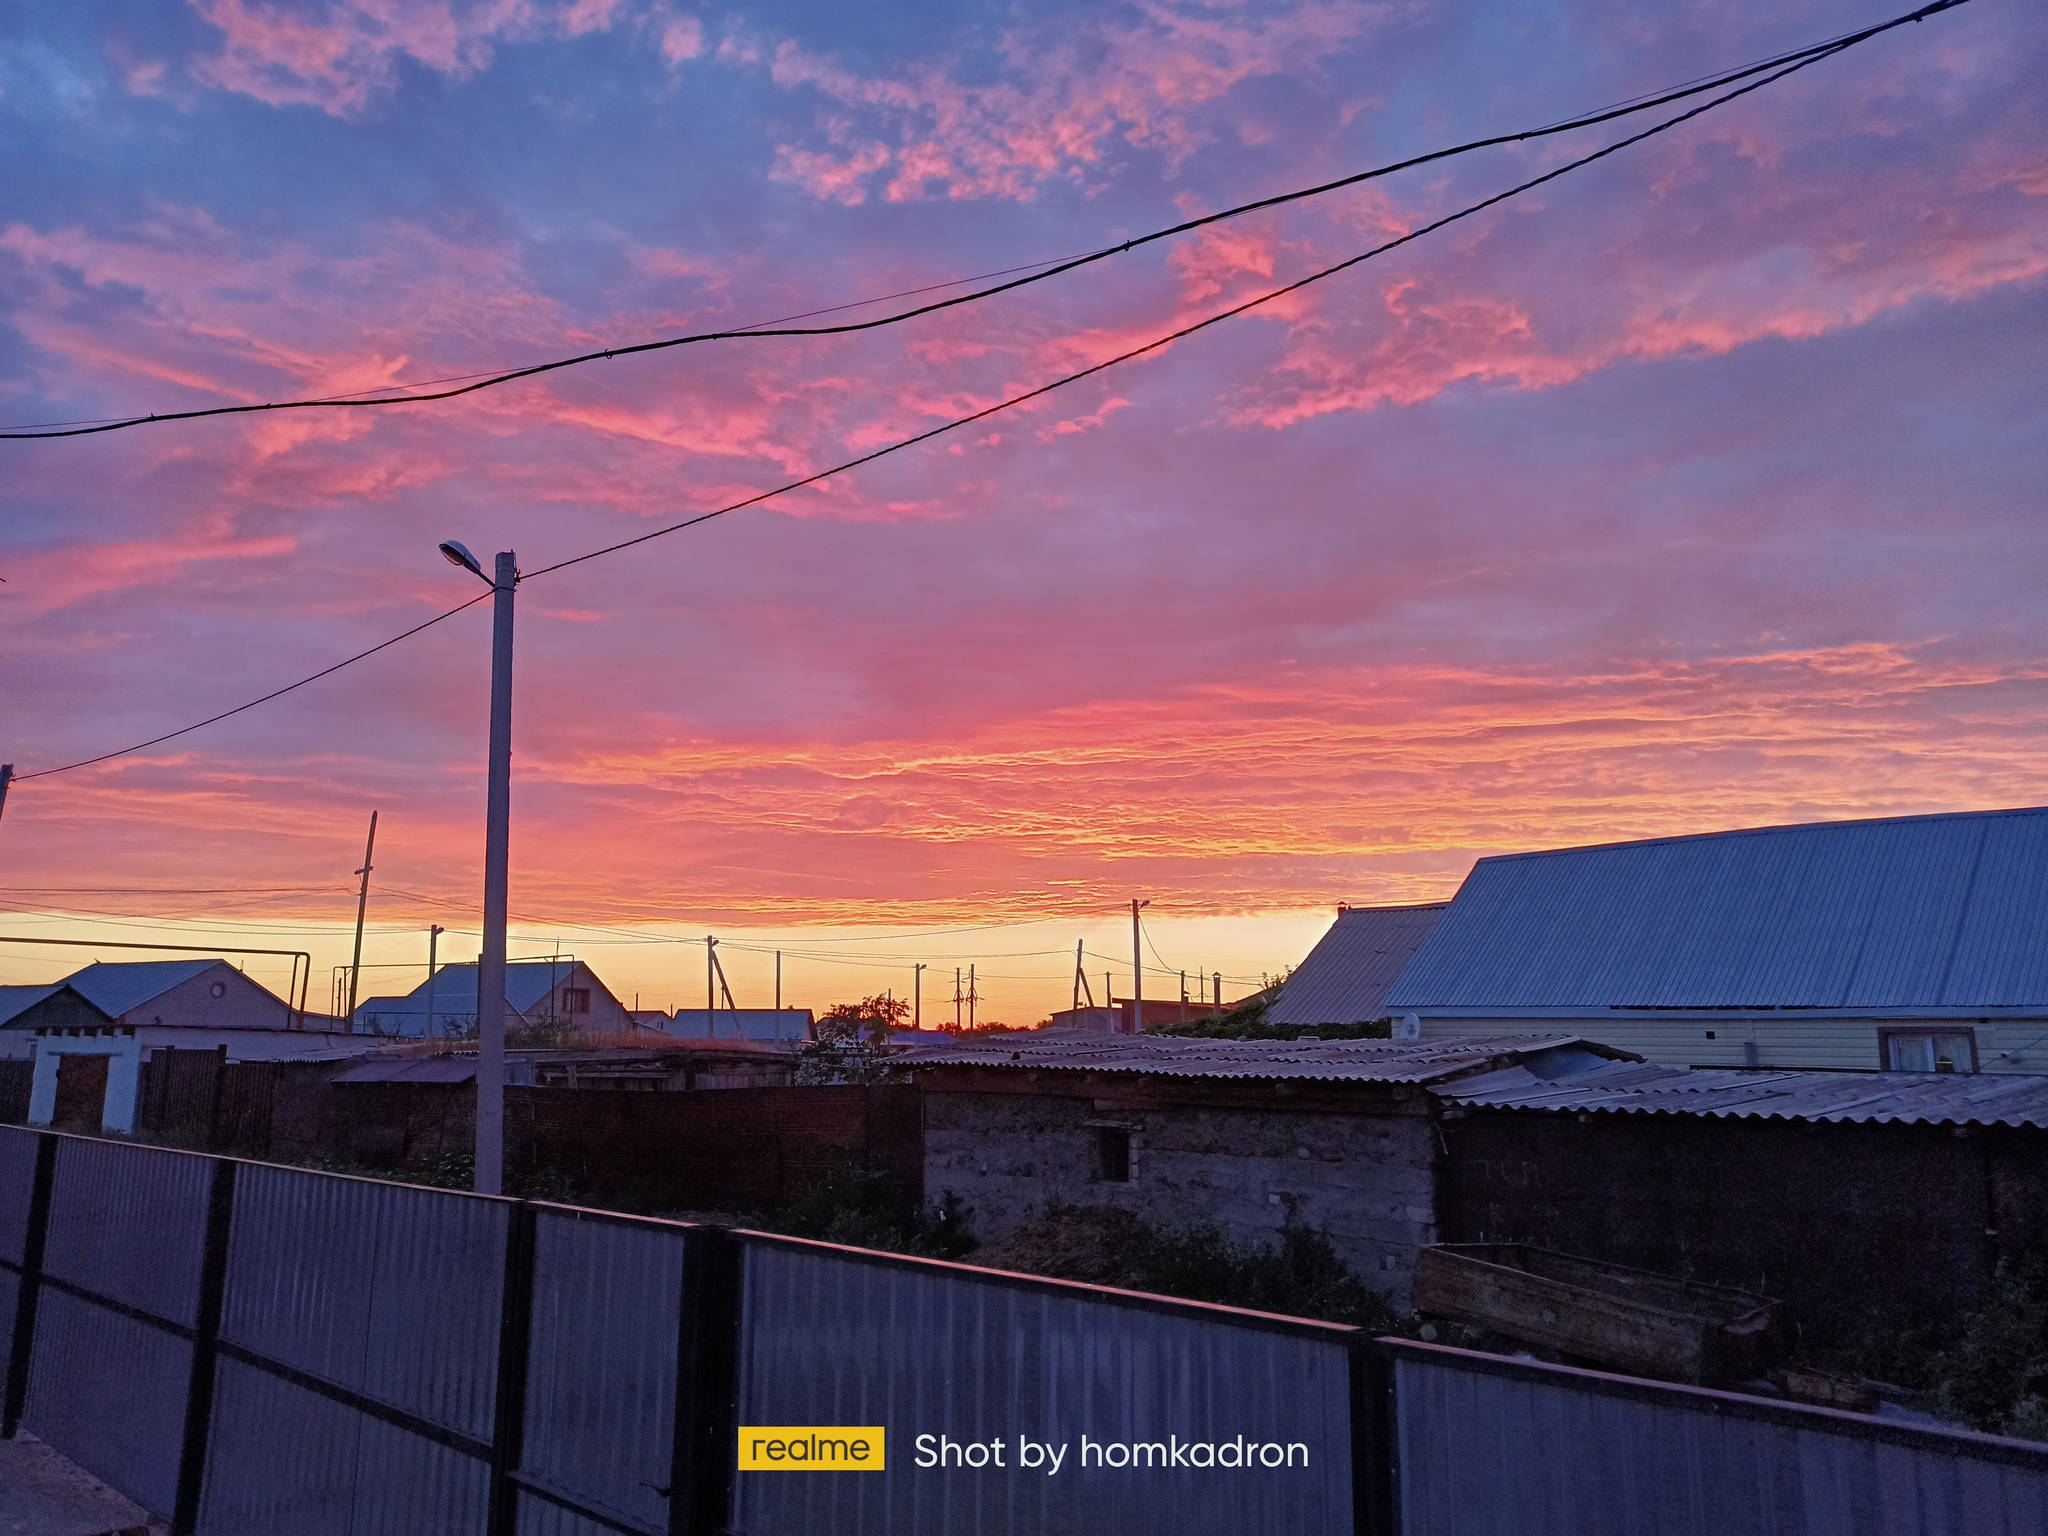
0,1 -> 1964,443
5,21 -> 1933,781
521,38 -> 1865,581
13,591 -> 491,781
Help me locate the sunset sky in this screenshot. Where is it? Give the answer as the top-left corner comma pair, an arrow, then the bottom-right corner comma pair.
3,0 -> 2045,1023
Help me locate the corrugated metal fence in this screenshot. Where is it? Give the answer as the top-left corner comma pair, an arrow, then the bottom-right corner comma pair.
2,1126 -> 2044,1535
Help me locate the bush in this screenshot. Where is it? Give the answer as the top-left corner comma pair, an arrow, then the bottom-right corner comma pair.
1925,1258 -> 2048,1438
977,1202 -> 1401,1331
747,1162 -> 975,1260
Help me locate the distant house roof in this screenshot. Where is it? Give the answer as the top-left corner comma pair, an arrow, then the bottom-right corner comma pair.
62,959 -> 224,1018
1440,1059 -> 2048,1131
1385,806 -> 2048,1016
0,984 -> 64,1028
364,961 -> 605,1024
902,1032 -> 1629,1087
667,1009 -> 813,1043
1267,904 -> 1449,1026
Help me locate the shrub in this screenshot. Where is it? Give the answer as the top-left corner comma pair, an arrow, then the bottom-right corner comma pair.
977,1202 -> 1401,1331
748,1162 -> 975,1260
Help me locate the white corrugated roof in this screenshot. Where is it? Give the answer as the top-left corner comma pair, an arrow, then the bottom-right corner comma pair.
1440,1059 -> 2048,1129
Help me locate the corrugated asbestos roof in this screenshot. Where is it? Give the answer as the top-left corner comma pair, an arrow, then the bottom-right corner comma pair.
1267,904 -> 1449,1026
61,958 -> 224,1018
902,1032 -> 1615,1085
333,1056 -> 482,1083
1385,805 -> 2048,1012
1440,1059 -> 2048,1129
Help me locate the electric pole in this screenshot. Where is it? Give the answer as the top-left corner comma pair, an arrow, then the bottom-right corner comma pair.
475,550 -> 517,1197
968,964 -> 977,1030
1130,898 -> 1149,1034
424,924 -> 444,1037
345,811 -> 378,1023
0,764 -> 12,826
954,967 -> 962,1031
913,963 -> 925,1032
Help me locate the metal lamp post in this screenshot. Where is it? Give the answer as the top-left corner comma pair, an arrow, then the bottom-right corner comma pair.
442,540 -> 516,1196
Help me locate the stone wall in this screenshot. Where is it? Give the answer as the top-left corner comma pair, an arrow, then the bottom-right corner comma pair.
923,1088 -> 1439,1309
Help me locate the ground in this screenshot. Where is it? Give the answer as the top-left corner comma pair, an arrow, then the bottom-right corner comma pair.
0,1434 -> 164,1536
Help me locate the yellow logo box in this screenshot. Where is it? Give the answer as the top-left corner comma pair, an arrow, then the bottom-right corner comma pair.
738,1427 -> 886,1471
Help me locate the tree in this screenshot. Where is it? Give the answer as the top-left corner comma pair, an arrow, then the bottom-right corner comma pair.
793,993 -> 906,1085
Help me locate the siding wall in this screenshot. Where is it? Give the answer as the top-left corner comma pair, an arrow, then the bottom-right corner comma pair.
1415,1014 -> 2048,1073
923,1089 -> 1439,1309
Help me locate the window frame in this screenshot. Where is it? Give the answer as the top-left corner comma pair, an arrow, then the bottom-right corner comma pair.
1876,1025 -> 1978,1074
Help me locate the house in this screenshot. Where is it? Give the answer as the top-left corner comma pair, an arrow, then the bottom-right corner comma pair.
0,984 -> 115,1049
3,959 -> 362,1136
1266,903 -> 1448,1029
1432,1056 -> 2048,1342
904,1030 -> 1630,1310
1383,806 -> 2048,1073
352,959 -> 634,1038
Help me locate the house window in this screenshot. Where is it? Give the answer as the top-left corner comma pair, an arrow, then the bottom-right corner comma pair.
559,988 -> 591,1015
1881,1028 -> 1977,1074
1092,1126 -> 1131,1183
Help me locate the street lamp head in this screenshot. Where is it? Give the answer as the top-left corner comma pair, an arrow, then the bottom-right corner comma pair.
438,540 -> 486,580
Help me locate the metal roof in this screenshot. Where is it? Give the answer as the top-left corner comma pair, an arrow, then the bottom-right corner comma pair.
1267,903 -> 1448,1026
369,961 -> 596,1023
1439,1058 -> 2048,1129
1385,805 -> 2048,1013
666,1009 -> 813,1043
0,984 -> 64,1028
902,1032 -> 1620,1085
60,959 -> 224,1018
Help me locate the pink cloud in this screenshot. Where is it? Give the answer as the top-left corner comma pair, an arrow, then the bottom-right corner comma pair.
187,0 -> 631,116
763,1 -> 1397,204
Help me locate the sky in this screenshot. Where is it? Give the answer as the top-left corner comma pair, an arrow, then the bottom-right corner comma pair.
1,0 -> 2045,1023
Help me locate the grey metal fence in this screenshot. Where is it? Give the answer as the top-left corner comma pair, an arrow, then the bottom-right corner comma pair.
3,1124 -> 2046,1536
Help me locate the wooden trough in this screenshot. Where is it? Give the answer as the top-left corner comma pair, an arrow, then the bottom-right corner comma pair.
1413,1243 -> 1787,1386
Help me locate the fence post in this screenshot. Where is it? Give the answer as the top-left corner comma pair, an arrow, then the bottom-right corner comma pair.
669,1226 -> 742,1536
1,1132 -> 57,1439
488,1201 -> 538,1536
171,1156 -> 237,1534
1349,1338 -> 1399,1536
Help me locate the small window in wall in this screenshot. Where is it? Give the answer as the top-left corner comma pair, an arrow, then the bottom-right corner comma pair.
1093,1126 -> 1131,1183
559,987 -> 591,1015
1881,1028 -> 1977,1074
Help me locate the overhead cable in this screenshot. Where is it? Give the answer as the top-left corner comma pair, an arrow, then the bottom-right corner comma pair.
0,0 -> 1966,442
9,22 -> 1932,779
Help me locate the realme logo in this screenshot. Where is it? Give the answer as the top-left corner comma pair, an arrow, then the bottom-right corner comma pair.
737,1427 -> 886,1471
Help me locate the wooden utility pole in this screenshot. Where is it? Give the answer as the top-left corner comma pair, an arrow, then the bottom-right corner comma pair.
424,924 -> 444,1037
345,811 -> 378,1022
914,963 -> 925,1031
1130,897 -> 1149,1034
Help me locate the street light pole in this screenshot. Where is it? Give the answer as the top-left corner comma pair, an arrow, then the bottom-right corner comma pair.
442,539 -> 516,1197
475,550 -> 516,1196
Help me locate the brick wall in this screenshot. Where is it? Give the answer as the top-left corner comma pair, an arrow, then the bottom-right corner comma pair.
508,1084 -> 922,1212
923,1089 -> 1440,1310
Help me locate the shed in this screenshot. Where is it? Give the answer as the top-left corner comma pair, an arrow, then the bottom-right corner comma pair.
904,1031 -> 1630,1311
1384,805 -> 2048,1073
1430,1059 -> 2048,1343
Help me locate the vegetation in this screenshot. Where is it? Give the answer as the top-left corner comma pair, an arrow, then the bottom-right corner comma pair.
792,993 -> 906,1084
1144,993 -> 1392,1041
745,1162 -> 974,1259
1804,1254 -> 2048,1440
975,1202 -> 1402,1332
